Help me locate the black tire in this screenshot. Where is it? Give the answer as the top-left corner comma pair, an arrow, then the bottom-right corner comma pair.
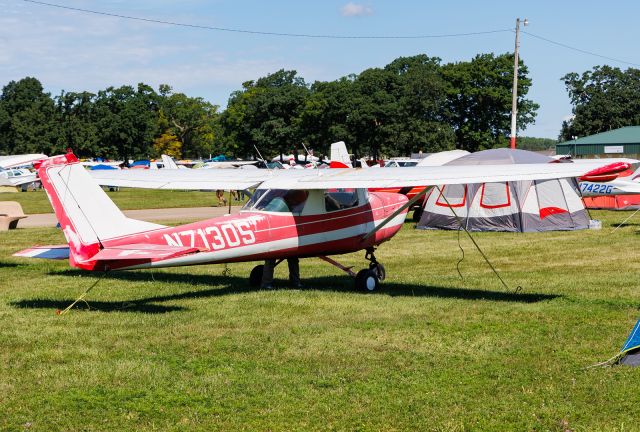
412,207 -> 423,222
355,269 -> 379,292
371,263 -> 386,282
249,265 -> 264,287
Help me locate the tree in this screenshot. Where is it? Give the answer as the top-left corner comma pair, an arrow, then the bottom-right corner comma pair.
53,91 -> 99,157
442,53 -> 538,152
516,136 -> 556,151
153,131 -> 182,158
383,55 -> 455,155
157,87 -> 220,159
222,70 -> 309,159
299,76 -> 357,158
560,65 -> 640,140
0,77 -> 58,154
93,84 -> 159,161
348,66 -> 399,159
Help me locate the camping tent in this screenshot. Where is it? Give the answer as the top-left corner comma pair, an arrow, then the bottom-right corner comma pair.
594,319 -> 640,367
417,148 -> 590,232
416,150 -> 470,166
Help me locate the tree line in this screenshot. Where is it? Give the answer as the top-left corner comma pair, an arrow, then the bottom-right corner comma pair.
560,65 -> 640,141
0,53 -> 539,161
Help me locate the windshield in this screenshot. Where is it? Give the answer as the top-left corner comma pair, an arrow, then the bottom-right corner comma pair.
386,160 -> 418,168
242,189 -> 309,214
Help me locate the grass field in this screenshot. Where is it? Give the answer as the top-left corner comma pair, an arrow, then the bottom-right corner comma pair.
1,210 -> 640,431
0,189 -> 246,214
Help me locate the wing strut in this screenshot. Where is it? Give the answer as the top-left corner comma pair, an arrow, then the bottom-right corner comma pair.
362,186 -> 432,241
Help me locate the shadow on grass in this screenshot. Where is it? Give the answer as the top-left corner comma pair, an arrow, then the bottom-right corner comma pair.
0,261 -> 24,269
10,298 -> 185,314
609,222 -> 640,229
8,268 -> 558,314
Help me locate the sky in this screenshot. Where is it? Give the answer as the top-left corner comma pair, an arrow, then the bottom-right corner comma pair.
1,0 -> 639,139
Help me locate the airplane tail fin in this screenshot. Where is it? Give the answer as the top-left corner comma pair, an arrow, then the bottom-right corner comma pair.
161,154 -> 179,170
329,141 -> 352,168
36,153 -> 165,269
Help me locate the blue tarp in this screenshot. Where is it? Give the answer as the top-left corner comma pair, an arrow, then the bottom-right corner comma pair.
130,160 -> 150,167
90,164 -> 117,170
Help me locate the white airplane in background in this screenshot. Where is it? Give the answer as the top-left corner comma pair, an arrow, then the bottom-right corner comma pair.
328,141 -> 370,169
0,153 -> 47,189
0,167 -> 38,188
575,162 -> 640,197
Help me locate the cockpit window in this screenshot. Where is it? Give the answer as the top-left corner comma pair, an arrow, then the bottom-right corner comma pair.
243,189 -> 309,214
325,188 -> 359,212
385,160 -> 418,168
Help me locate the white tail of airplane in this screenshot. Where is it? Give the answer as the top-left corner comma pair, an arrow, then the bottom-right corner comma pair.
329,141 -> 352,168
161,154 -> 180,170
36,154 -> 164,267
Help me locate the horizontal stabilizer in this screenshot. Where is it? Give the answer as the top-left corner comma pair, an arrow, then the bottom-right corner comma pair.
88,243 -> 199,262
13,245 -> 70,260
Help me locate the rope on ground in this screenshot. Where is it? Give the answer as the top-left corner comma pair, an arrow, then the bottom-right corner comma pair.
56,271 -> 107,315
612,208 -> 640,233
436,186 -> 522,294
456,226 -> 465,280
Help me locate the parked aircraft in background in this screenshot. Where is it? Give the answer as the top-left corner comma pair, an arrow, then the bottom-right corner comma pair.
0,153 -> 46,189
16,152 -> 629,292
578,165 -> 640,196
0,167 -> 39,189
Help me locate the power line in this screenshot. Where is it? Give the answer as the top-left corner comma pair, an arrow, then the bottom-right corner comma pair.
522,30 -> 640,68
21,0 -> 511,40
20,0 -> 640,67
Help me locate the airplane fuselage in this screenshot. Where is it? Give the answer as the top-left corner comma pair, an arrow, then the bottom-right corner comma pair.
74,191 -> 408,271
579,180 -> 640,196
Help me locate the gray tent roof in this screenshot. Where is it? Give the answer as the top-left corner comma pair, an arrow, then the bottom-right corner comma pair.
445,148 -> 553,166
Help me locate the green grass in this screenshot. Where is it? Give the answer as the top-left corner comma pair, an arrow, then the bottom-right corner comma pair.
0,189 -> 246,214
1,211 -> 640,431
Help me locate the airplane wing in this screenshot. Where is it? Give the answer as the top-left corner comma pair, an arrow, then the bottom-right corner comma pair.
90,160 -> 632,191
0,154 -> 47,169
612,181 -> 640,194
90,168 -> 269,190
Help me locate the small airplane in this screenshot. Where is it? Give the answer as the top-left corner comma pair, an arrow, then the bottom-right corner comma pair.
15,152 -> 630,292
0,167 -> 39,189
578,166 -> 640,196
0,153 -> 47,189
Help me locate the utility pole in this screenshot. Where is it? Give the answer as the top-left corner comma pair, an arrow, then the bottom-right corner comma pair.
510,17 -> 527,149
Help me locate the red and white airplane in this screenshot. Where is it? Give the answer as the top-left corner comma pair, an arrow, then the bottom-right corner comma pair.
15,152 -> 630,291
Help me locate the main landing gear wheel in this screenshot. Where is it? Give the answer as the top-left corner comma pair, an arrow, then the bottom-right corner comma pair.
355,269 -> 379,292
249,265 -> 264,287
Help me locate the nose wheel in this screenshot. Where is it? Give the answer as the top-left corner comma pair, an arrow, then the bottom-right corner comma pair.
318,249 -> 386,292
355,248 -> 385,292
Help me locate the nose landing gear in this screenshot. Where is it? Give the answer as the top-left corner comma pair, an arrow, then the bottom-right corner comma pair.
355,247 -> 384,292
317,247 -> 386,292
